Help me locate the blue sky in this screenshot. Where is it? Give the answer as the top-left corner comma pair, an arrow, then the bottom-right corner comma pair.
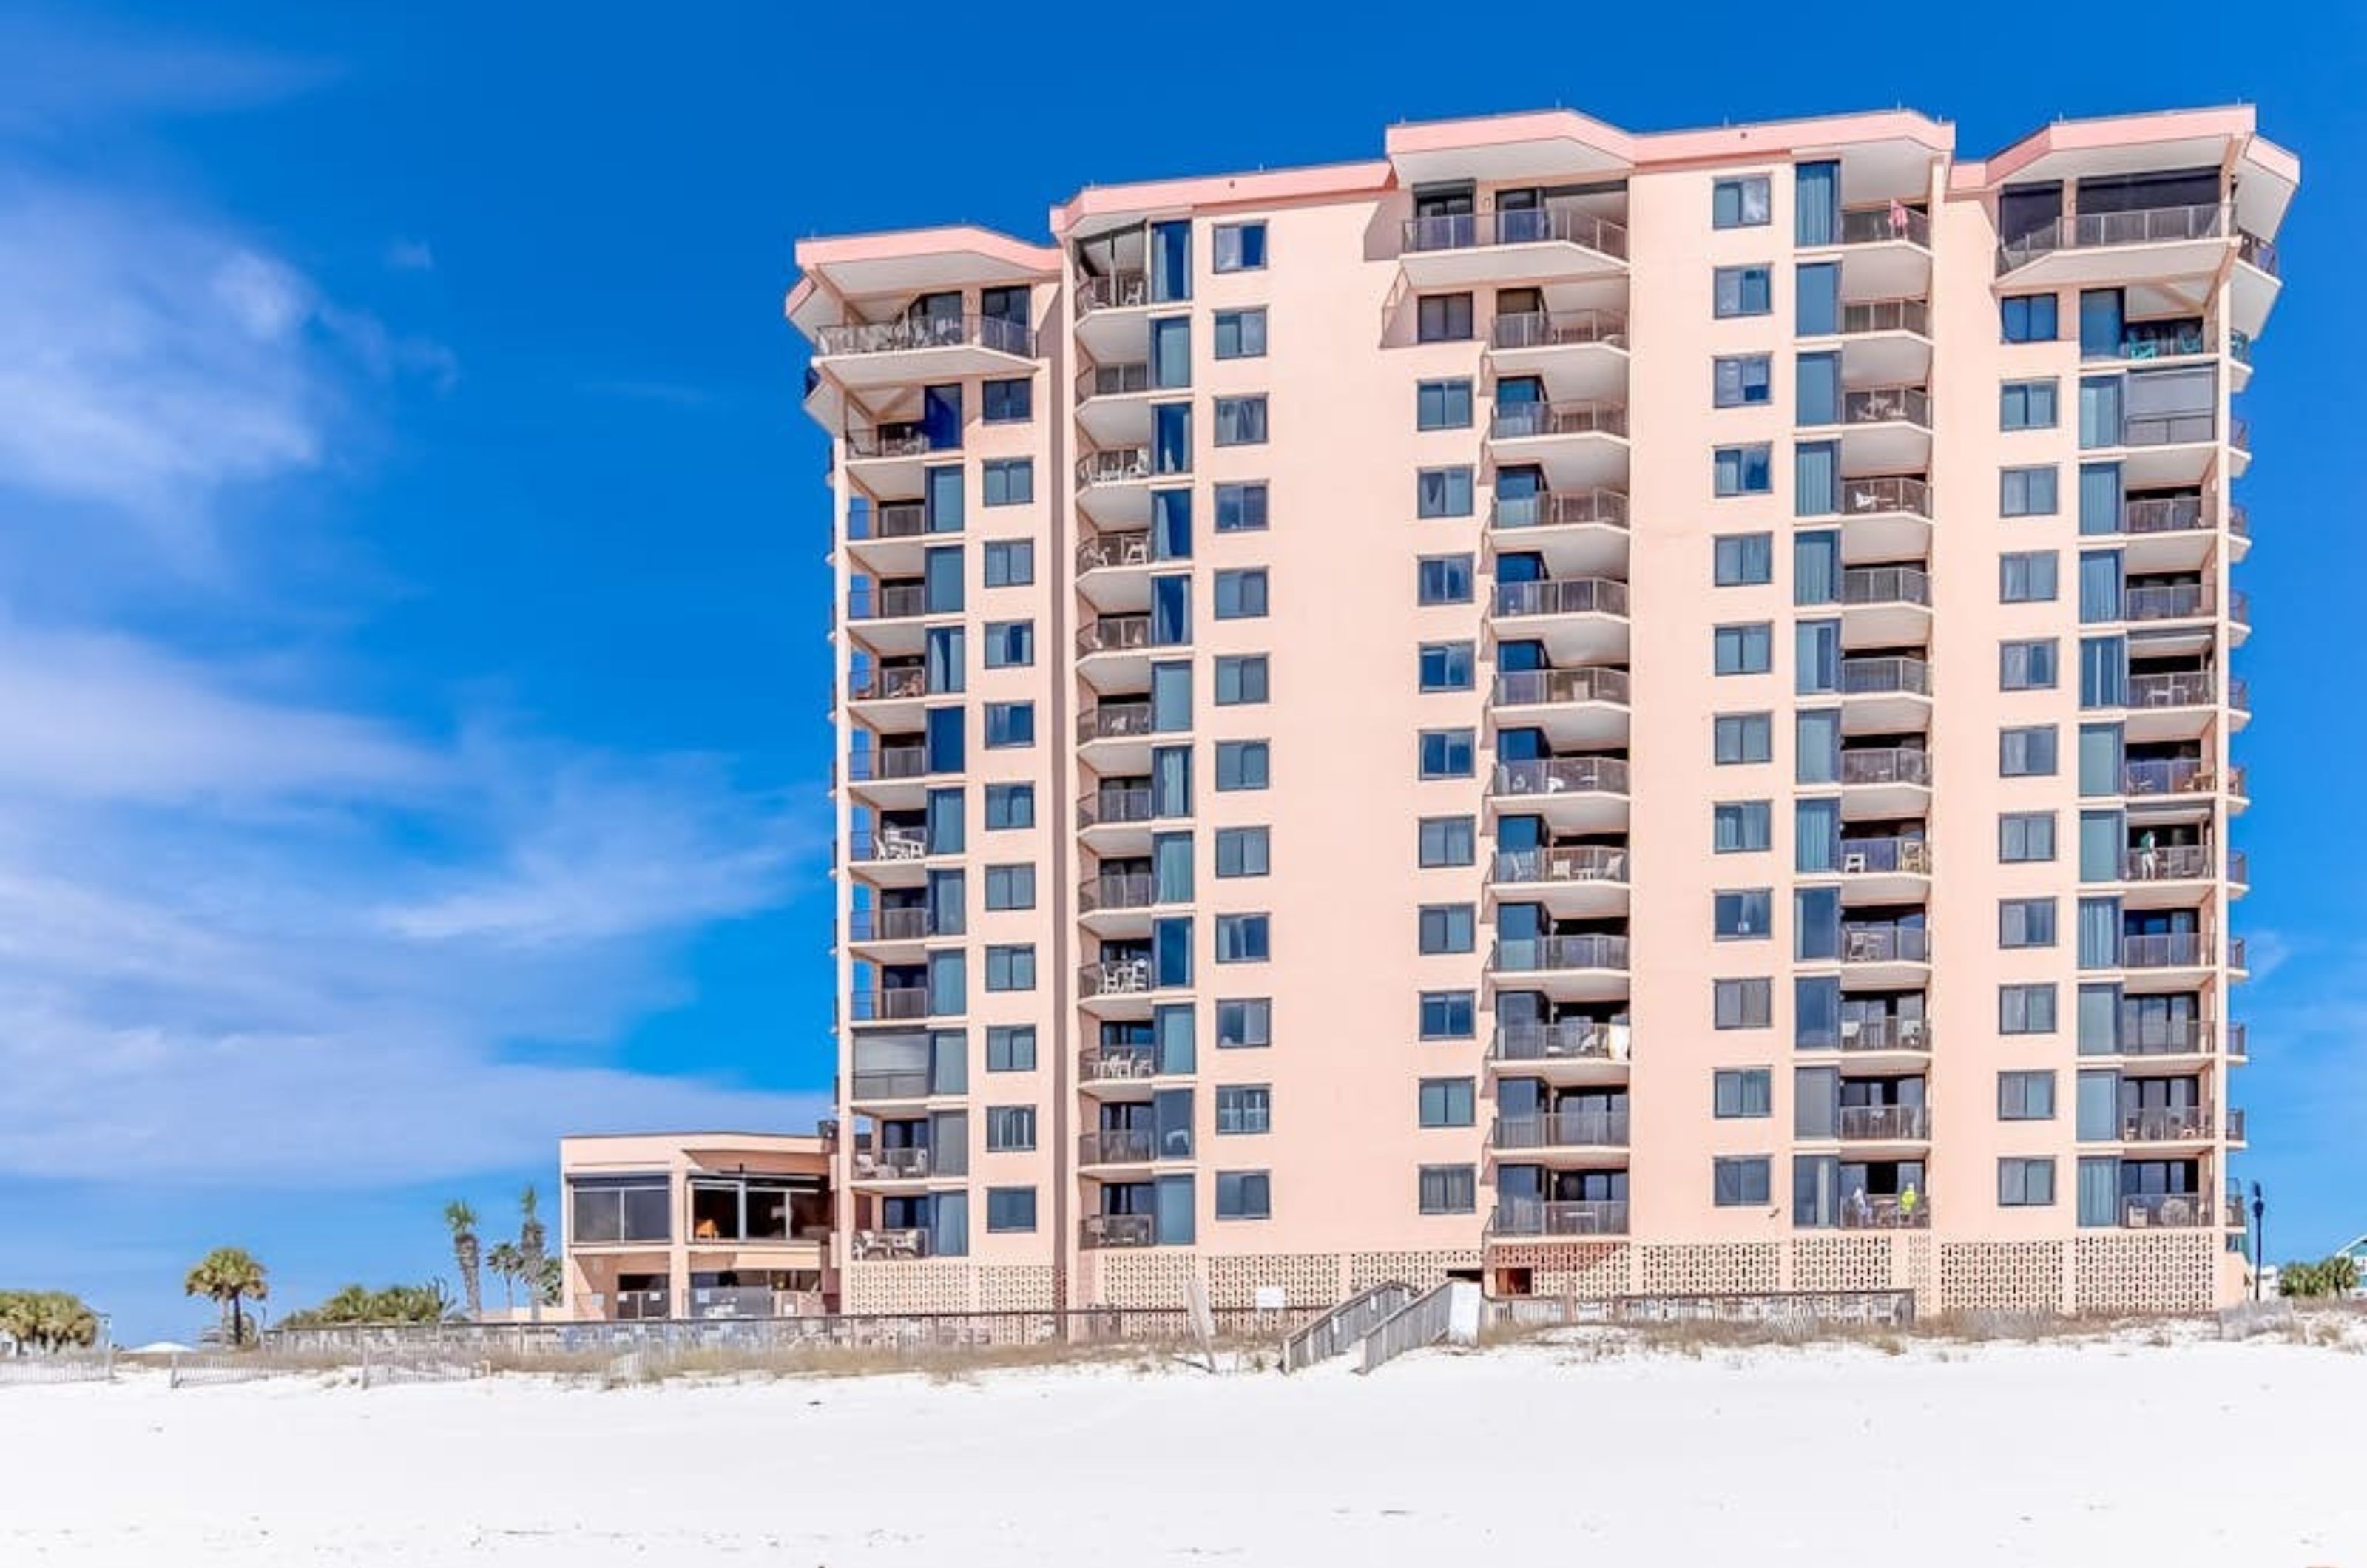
1,1 -> 2360,1339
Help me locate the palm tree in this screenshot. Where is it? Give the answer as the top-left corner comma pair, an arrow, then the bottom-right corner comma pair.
445,1200 -> 483,1321
184,1248 -> 269,1347
486,1241 -> 524,1314
0,1291 -> 38,1354
30,1293 -> 98,1351
518,1186 -> 547,1323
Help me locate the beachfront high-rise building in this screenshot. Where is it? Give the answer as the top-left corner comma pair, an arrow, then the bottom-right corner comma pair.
789,103 -> 2293,1319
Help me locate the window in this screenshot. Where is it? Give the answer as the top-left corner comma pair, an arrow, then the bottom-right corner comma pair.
1418,904 -> 1475,954
1999,897 -> 2058,949
985,1106 -> 1037,1151
2001,465 -> 2060,516
1999,984 -> 2059,1035
1419,990 -> 1476,1040
1999,811 -> 2057,863
1714,1069 -> 1773,1119
982,459 -> 1033,507
984,864 -> 1036,910
1419,729 -> 1475,779
1215,1086 -> 1272,1135
1215,913 -> 1271,963
1417,292 -> 1475,342
1214,655 -> 1269,705
986,1025 -> 1036,1072
1712,175 -> 1772,229
2001,293 -> 2059,342
984,944 -> 1037,991
1214,481 -> 1269,533
1213,568 -> 1269,620
1417,466 -> 1476,518
1999,1070 -> 2057,1121
1216,998 -> 1272,1049
1418,816 -> 1476,867
1417,555 -> 1476,605
1419,1164 -> 1477,1215
1715,977 -> 1772,1029
1215,740 -> 1270,791
1213,1170 -> 1272,1220
1418,1078 -> 1476,1128
2000,638 -> 2060,691
1714,533 -> 1773,586
2000,379 -> 2059,430
985,783 -> 1034,831
1419,641 -> 1475,693
1713,354 -> 1773,407
1714,800 -> 1772,853
1215,826 -> 1270,878
2000,550 -> 2059,603
1417,379 -> 1474,430
1713,265 -> 1773,317
985,1187 -> 1037,1231
1714,1157 -> 1772,1206
1213,308 -> 1267,359
1714,623 -> 1773,675
1213,396 -> 1269,447
981,378 -> 1033,423
1715,712 -> 1773,764
984,702 -> 1035,748
983,621 -> 1034,668
1714,444 -> 1774,496
2000,725 -> 2059,777
1212,221 -> 1266,272
1715,888 -> 1773,940
1999,1158 -> 2057,1207
982,540 -> 1034,587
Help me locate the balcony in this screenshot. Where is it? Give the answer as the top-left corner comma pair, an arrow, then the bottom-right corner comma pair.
1078,786 -> 1158,834
847,1068 -> 942,1106
1076,529 -> 1152,573
1488,757 -> 1632,834
1077,956 -> 1162,1004
1491,843 -> 1630,890
1834,476 -> 1934,560
1834,385 -> 1932,430
2119,933 -> 2211,970
1079,1044 -> 1162,1088
1488,936 -> 1632,998
845,743 -> 929,783
610,1288 -> 671,1321
2120,1194 -> 2214,1229
812,314 -> 1036,388
1837,297 -> 1931,337
1836,1016 -> 1931,1055
1488,1199 -> 1628,1238
1076,613 -> 1155,663
2093,319 -> 2215,364
2126,670 -> 2217,711
1490,578 -> 1630,664
848,1145 -> 933,1181
846,666 -> 929,706
2119,1106 -> 2218,1144
845,582 -> 928,626
847,988 -> 933,1025
1079,1128 -> 1181,1168
1489,1019 -> 1632,1073
1076,270 -> 1149,317
1488,308 -> 1630,355
1838,837 -> 1932,903
2122,843 -> 2216,883
1489,489 -> 1632,577
2121,757 -> 2231,800
1838,656 -> 1933,734
845,828 -> 930,876
1080,873 -> 1159,917
845,500 -> 934,580
1080,360 -> 1152,399
1488,398 -> 1628,443
1839,1194 -> 1931,1231
843,422 -> 958,466
845,907 -> 933,947
1075,446 -> 1157,523
1490,1106 -> 1631,1153
1839,748 -> 1933,820
1076,700 -> 1155,746
849,1227 -> 931,1262
1841,925 -> 1931,967
2123,584 -> 2215,624
1840,474 -> 1933,518
1840,566 -> 1932,648
1837,1104 -> 1931,1142
2116,1020 -> 2224,1059
2116,410 -> 2219,450
1994,203 -> 2233,284
1079,1214 -> 1157,1250
1397,208 -> 1629,288
1835,205 -> 1933,249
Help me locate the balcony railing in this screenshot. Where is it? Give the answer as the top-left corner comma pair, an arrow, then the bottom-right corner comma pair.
1837,297 -> 1932,337
1996,203 -> 2229,273
1489,399 -> 1629,442
848,1069 -> 935,1102
1838,1016 -> 1931,1053
1838,1194 -> 1931,1230
1077,614 -> 1154,657
1488,1199 -> 1629,1237
2237,230 -> 2280,277
2124,843 -> 2214,882
847,666 -> 929,703
845,745 -> 929,783
2100,320 -> 2212,361
815,314 -> 1035,359
1839,837 -> 1932,875
2232,416 -> 2251,453
1077,530 -> 1152,572
2123,583 -> 2214,622
2121,1105 -> 2218,1142
1078,957 -> 1156,998
1076,270 -> 1149,315
848,989 -> 931,1024
2120,495 -> 2212,535
850,1144 -> 931,1179
2120,1194 -> 2214,1229
688,1286 -> 823,1320
1837,1104 -> 1931,1141
2119,412 -> 2218,448
1490,487 -> 1630,531
1079,1044 -> 1160,1084
1076,702 -> 1156,743
847,828 -> 928,865
1841,748 -> 1933,787
2120,933 -> 2209,968
1492,576 -> 1631,618
1489,308 -> 1630,351
1078,1128 -> 1164,1166
1491,844 -> 1630,887
849,1227 -> 931,1261
1836,206 -> 1933,247
1840,656 -> 1933,697
1079,1214 -> 1157,1248
1491,1106 -> 1631,1150
1081,360 -> 1152,399
1080,873 -> 1159,915
1838,385 -> 1932,428
2121,757 -> 2221,797
1840,475 -> 1934,517
1400,208 -> 1630,260
1076,446 -> 1153,486
844,424 -> 956,461
1491,666 -> 1633,708
1490,935 -> 1632,974
1491,757 -> 1632,798
1077,788 -> 1157,829
846,583 -> 928,622
1490,1019 -> 1630,1065
851,500 -> 928,541
2127,670 -> 2215,709
1843,926 -> 1931,964
2118,1019 -> 2219,1057
613,1288 -> 671,1321
1841,565 -> 1932,607
846,907 -> 931,943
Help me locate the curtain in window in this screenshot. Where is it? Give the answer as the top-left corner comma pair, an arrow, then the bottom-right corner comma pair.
928,949 -> 967,1019
925,465 -> 965,533
1152,831 -> 1194,905
1152,916 -> 1192,989
1795,709 -> 1840,784
1153,402 -> 1191,474
2079,635 -> 2127,709
2079,809 -> 2124,883
2076,1070 -> 2121,1142
2078,550 -> 2124,621
930,1030 -> 968,1096
1152,1087 -> 1194,1160
2079,462 -> 2123,535
1152,487 -> 1192,561
1150,660 -> 1192,732
1155,1173 -> 1196,1246
2124,365 -> 2218,435
2076,723 -> 2123,798
1794,161 -> 1840,245
925,868 -> 965,939
2079,376 -> 2123,450
1794,887 -> 1840,960
1793,1155 -> 1838,1228
1795,621 -> 1840,695
1794,531 -> 1840,606
925,626 -> 964,694
925,787 -> 965,856
1153,1004 -> 1195,1075
1149,221 -> 1190,303
1794,440 -> 1839,517
1151,575 -> 1191,645
1794,1067 -> 1837,1138
2076,896 -> 2121,970
923,545 -> 964,615
1795,261 -> 1839,336
925,705 -> 964,774
2076,1157 -> 2121,1228
1151,745 -> 1191,817
2077,983 -> 2121,1055
1149,316 -> 1190,389
1795,351 -> 1840,427
1795,798 -> 1841,874
2078,289 -> 2125,358
930,1190 -> 969,1256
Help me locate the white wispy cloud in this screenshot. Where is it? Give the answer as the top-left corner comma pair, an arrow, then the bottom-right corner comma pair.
383,238 -> 436,273
0,8 -> 331,135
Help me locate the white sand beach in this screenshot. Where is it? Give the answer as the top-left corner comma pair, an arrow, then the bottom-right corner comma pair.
4,1332 -> 2362,1564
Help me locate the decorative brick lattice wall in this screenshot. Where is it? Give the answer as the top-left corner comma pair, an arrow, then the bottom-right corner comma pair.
1492,1241 -> 1632,1299
1637,1242 -> 1782,1296
1095,1250 -> 1199,1308
843,1260 -> 973,1315
2073,1232 -> 2218,1315
1347,1249 -> 1483,1294
1938,1241 -> 2065,1314
1791,1234 -> 1898,1294
975,1264 -> 1057,1313
1208,1252 -> 1345,1309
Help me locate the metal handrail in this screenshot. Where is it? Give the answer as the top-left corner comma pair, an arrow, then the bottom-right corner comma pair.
1076,701 -> 1156,743
847,989 -> 931,1024
1077,614 -> 1154,657
1997,203 -> 2229,273
848,1069 -> 934,1102
1400,208 -> 1630,260
1837,385 -> 1932,429
1838,298 -> 1931,337
1490,487 -> 1630,530
1841,476 -> 1933,517
1077,530 -> 1153,572
1489,308 -> 1630,351
816,313 -> 1036,359
1491,1107 -> 1631,1149
849,1144 -> 931,1178
1836,206 -> 1932,247
1490,845 -> 1630,887
2120,933 -> 2209,968
1841,748 -> 1933,787
1491,666 -> 1632,707
1488,1199 -> 1629,1237
1840,657 -> 1934,696
1076,446 -> 1154,486
2121,757 -> 2218,797
1837,1016 -> 1932,1052
2121,495 -> 2212,534
846,829 -> 928,865
1076,270 -> 1149,315
1837,837 -> 1933,875
1078,1044 -> 1161,1084
844,424 -> 956,461
1490,1019 -> 1630,1064
1492,576 -> 1630,618
1080,873 -> 1160,914
1843,925 -> 1931,964
851,501 -> 928,541
849,1227 -> 931,1261
2121,1105 -> 2218,1142
2121,1194 -> 2213,1229
1078,1214 -> 1157,1248
1081,360 -> 1152,399
2120,412 -> 2218,448
846,907 -> 931,942
1489,399 -> 1630,441
1078,957 -> 1156,998
1077,788 -> 1157,829
1490,935 -> 1632,975
1841,566 -> 1932,606
846,583 -> 928,622
2097,319 -> 2212,361
846,666 -> 929,703
2126,670 -> 2215,708
845,745 -> 929,783
1838,1195 -> 1931,1230
2116,1021 -> 2218,1057
2123,584 -> 2213,621
1837,1104 -> 1931,1140
2122,844 -> 2213,881
1490,757 -> 1632,797
1078,1128 -> 1166,1165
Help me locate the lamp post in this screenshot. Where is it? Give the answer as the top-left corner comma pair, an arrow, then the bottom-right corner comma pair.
2250,1182 -> 2266,1301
